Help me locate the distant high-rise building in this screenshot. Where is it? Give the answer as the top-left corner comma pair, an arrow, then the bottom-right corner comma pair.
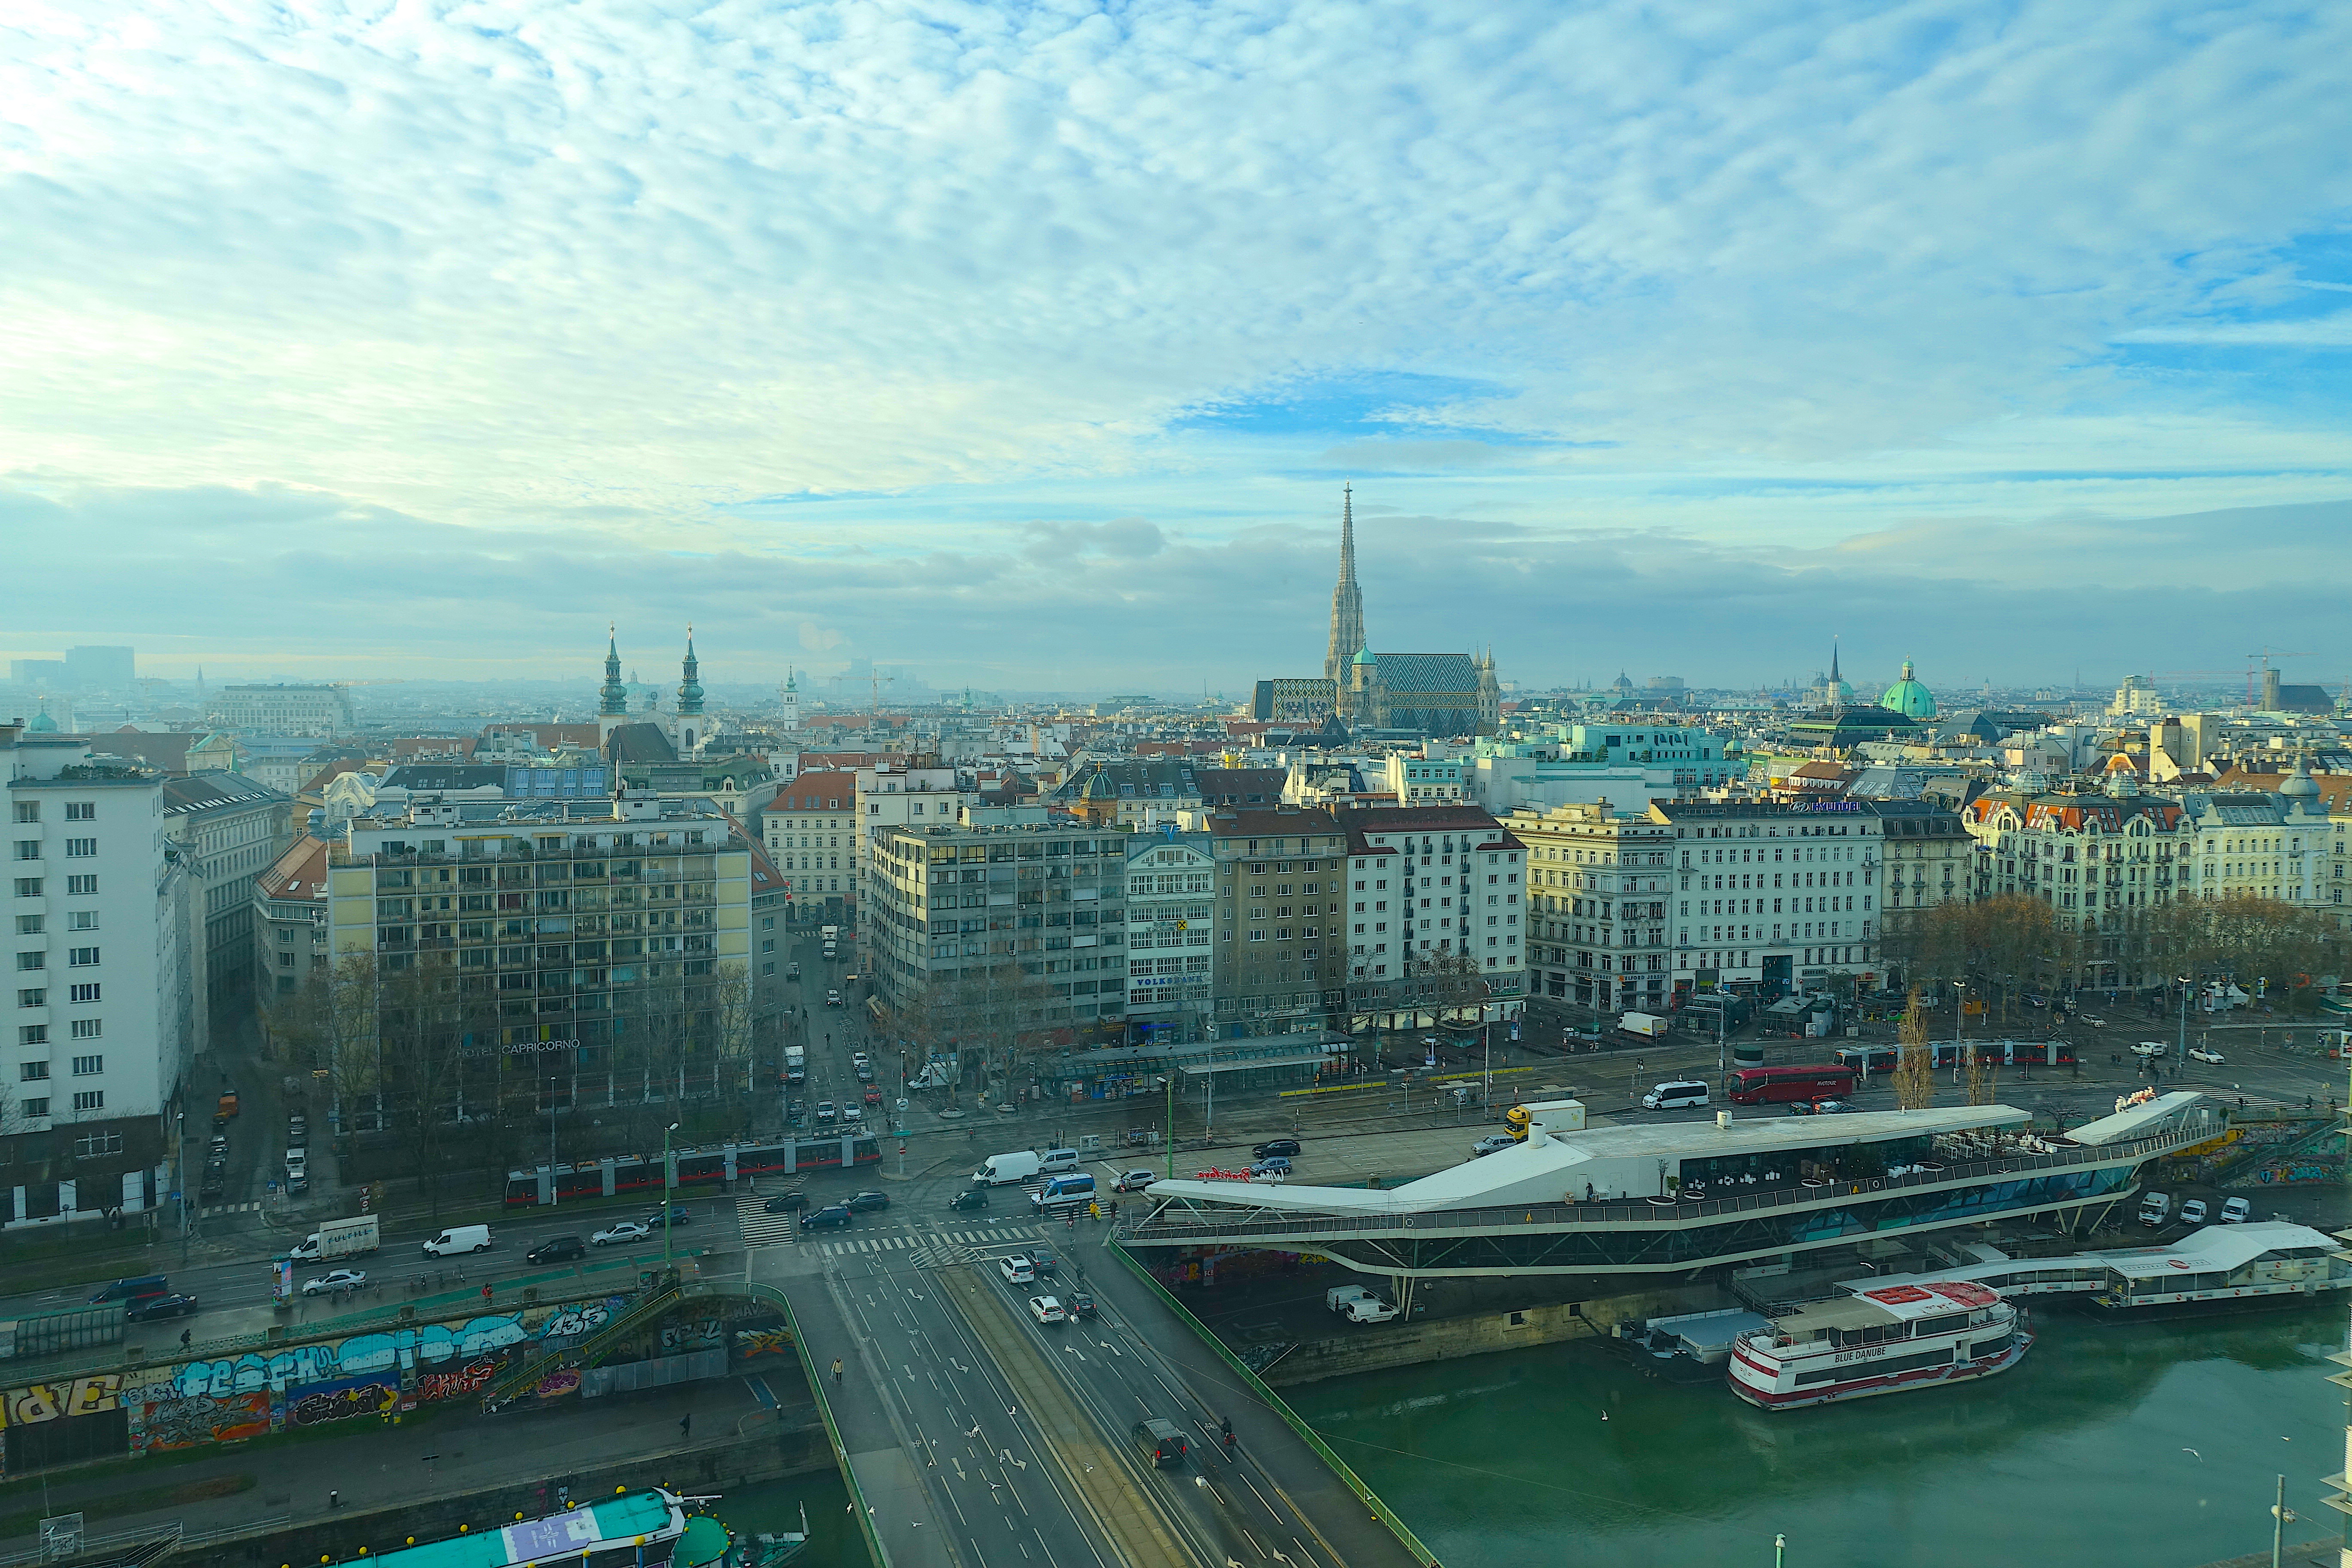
9,659 -> 66,689
64,646 -> 135,691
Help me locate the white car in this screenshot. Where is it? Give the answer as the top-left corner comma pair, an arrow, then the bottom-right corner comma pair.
302,1268 -> 366,1296
841,1103 -> 864,1123
2221,1197 -> 2253,1224
2079,1015 -> 2107,1028
998,1254 -> 1036,1285
2189,1046 -> 2225,1064
2131,1041 -> 2168,1058
1029,1294 -> 1066,1324
592,1221 -> 651,1247
1113,1168 -> 1157,1192
2178,1198 -> 2210,1226
1471,1133 -> 1518,1158
851,1051 -> 870,1068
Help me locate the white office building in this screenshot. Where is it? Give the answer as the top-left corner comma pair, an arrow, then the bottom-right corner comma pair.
5,724 -> 192,1225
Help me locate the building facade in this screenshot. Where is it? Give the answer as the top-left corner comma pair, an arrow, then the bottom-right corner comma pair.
162,772 -> 294,1052
5,726 -> 189,1223
1206,807 -> 1349,1036
1123,829 -> 1215,1040
1651,799 -> 1885,1001
1385,753 -> 1467,803
1864,800 -> 1974,935
865,812 -> 1132,1040
1964,784 -> 2184,991
854,764 -> 971,955
760,770 -> 859,922
253,834 -> 330,1003
210,684 -> 354,736
324,794 -> 755,1116
1512,801 -> 1680,1013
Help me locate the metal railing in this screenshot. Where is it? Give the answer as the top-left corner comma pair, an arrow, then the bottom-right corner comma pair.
1126,1126 -> 2207,1246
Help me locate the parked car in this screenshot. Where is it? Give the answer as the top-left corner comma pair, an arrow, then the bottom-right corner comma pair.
591,1221 -> 650,1247
764,1191 -> 810,1213
785,962 -> 800,979
1029,1295 -> 1066,1325
2221,1197 -> 2253,1223
2179,1198 -> 2210,1226
1113,1168 -> 1157,1192
846,1190 -> 891,1213
998,1254 -> 1036,1285
2189,1045 -> 2226,1064
1471,1133 -> 1518,1158
302,1269 -> 367,1296
801,1204 -> 854,1231
527,1234 -> 587,1263
1066,1290 -> 1097,1320
816,1101 -> 837,1124
1253,1138 -> 1302,1160
126,1292 -> 199,1322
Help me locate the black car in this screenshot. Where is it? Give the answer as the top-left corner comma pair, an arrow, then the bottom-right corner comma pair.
1030,1246 -> 1059,1277
948,1188 -> 989,1213
646,1206 -> 694,1228
846,1191 -> 890,1213
126,1292 -> 199,1322
527,1234 -> 586,1263
801,1204 -> 853,1230
1066,1291 -> 1096,1320
764,1191 -> 810,1213
1253,1138 -> 1302,1160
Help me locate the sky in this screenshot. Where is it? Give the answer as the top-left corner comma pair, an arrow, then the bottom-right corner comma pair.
3,1 -> 2350,698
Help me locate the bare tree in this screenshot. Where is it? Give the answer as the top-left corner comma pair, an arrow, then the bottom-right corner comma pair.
1892,987 -> 1936,1111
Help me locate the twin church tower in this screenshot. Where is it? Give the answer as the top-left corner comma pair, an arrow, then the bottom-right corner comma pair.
597,628 -> 707,755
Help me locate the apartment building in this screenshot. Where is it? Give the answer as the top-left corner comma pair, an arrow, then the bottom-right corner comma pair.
854,763 -> 971,955
1203,807 -> 1349,1035
1649,799 -> 1885,1001
865,810 -> 1130,1038
760,770 -> 858,923
1864,800 -> 1975,932
325,793 -> 755,1114
163,772 -> 294,1049
4,725 -> 190,1223
253,835 -> 330,1002
1384,753 -> 1467,804
1124,830 -> 1215,1039
210,683 -> 355,736
1511,800 -> 1678,1014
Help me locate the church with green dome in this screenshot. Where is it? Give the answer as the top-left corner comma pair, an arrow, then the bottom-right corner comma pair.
1878,659 -> 1937,721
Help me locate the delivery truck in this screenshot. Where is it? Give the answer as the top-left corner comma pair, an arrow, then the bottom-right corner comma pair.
1617,1011 -> 1668,1040
287,1215 -> 380,1263
784,1046 -> 806,1084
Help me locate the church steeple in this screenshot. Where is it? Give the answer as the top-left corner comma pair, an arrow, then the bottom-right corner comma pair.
677,627 -> 704,716
597,626 -> 631,745
1324,483 -> 1367,692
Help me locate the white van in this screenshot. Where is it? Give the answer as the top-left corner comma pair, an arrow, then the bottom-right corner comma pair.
422,1223 -> 493,1256
2137,1192 -> 2171,1227
974,1151 -> 1044,1186
1032,1173 -> 1097,1212
1641,1081 -> 1710,1111
1038,1148 -> 1082,1176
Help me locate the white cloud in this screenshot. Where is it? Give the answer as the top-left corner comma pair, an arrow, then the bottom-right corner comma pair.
2,1 -> 2349,680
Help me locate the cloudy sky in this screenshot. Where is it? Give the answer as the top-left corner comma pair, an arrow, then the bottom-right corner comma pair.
4,1 -> 2349,697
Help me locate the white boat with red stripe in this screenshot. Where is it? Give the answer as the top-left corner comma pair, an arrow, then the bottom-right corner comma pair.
1728,1279 -> 2032,1410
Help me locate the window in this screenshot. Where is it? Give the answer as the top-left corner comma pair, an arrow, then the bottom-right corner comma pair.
66,875 -> 95,896
67,910 -> 97,931
69,983 -> 99,1003
13,915 -> 40,935
15,952 -> 43,971
70,1090 -> 103,1112
64,802 -> 94,821
16,1026 -> 44,1047
70,1053 -> 102,1076
12,803 -> 38,824
17,989 -> 43,1008
11,841 -> 37,861
73,1130 -> 122,1157
64,838 -> 96,858
69,1018 -> 99,1040
67,947 -> 98,968
22,1098 -> 46,1118
11,878 -> 37,897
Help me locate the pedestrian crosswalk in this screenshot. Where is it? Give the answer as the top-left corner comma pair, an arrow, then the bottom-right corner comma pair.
732,1193 -> 1053,1259
736,1201 -> 804,1247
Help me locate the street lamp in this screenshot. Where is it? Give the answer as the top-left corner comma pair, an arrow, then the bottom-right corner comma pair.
2177,976 -> 2191,1063
661,1121 -> 680,1271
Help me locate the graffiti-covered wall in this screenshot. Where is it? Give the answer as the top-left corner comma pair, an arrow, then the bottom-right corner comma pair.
0,1297 -> 628,1476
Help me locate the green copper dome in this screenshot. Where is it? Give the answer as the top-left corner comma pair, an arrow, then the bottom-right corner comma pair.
25,699 -> 58,733
1352,646 -> 1378,666
1879,659 -> 1937,721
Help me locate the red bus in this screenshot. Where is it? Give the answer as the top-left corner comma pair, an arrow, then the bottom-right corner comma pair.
1729,1065 -> 1857,1106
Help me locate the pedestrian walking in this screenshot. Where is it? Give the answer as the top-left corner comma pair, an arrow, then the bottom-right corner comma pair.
831,1357 -> 843,1385
481,1284 -> 493,1308
329,1491 -> 340,1510
679,1412 -> 692,1439
179,1328 -> 192,1350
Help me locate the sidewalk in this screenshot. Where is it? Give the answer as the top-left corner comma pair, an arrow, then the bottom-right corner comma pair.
0,1377 -> 779,1551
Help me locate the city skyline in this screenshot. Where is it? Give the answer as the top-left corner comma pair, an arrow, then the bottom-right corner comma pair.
5,4 -> 2349,686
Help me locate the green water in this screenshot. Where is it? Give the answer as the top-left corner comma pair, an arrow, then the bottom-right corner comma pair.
710,1469 -> 856,1567
1287,1303 -> 2352,1568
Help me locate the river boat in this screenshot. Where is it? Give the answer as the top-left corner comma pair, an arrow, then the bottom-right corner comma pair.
1728,1280 -> 2031,1410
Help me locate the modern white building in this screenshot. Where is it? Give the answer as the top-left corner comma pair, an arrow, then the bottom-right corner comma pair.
1384,752 -> 1467,804
5,724 -> 191,1224
855,763 -> 972,953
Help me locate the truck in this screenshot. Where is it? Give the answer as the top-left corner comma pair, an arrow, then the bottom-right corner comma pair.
287,1215 -> 379,1263
1617,1011 -> 1668,1040
215,1089 -> 240,1119
820,925 -> 840,959
784,1046 -> 806,1084
1327,1285 -> 1398,1322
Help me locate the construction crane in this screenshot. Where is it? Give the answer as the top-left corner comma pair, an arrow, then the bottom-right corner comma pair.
868,672 -> 896,724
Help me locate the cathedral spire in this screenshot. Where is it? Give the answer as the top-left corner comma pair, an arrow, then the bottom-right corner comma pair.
599,625 -> 629,717
1324,483 -> 1367,690
677,625 -> 704,716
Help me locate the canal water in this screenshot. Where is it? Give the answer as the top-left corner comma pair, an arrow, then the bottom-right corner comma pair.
1288,1300 -> 2352,1568
706,1468 -> 856,1566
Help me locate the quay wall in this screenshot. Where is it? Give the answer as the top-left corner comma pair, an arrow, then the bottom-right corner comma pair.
1262,1281 -> 1727,1387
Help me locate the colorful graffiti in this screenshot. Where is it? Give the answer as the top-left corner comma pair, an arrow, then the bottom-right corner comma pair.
659,1317 -> 721,1353
4,1375 -> 122,1427
532,1369 -> 582,1400
536,1302 -> 614,1341
285,1374 -> 399,1428
413,1359 -> 498,1403
733,1326 -> 793,1359
132,1391 -> 271,1451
